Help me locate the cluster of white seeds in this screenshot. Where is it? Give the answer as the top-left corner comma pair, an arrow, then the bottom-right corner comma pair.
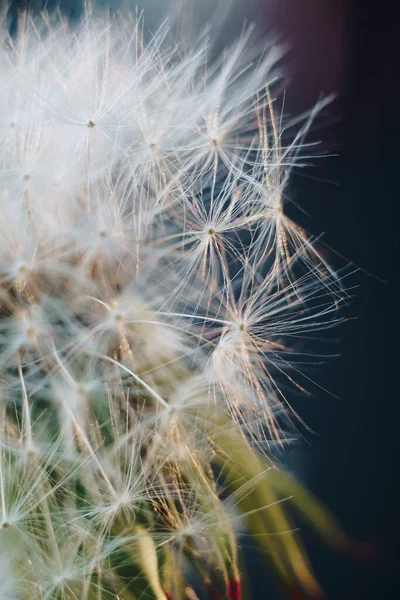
0,7 -> 345,600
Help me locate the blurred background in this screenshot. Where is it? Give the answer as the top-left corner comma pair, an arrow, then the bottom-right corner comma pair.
2,0 -> 396,598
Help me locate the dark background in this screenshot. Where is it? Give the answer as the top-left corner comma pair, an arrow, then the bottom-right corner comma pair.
3,1 -> 397,598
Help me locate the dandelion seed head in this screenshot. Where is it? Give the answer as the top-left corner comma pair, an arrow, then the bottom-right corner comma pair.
0,4 -> 346,597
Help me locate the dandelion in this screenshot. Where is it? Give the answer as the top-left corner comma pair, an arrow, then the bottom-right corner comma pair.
0,4 -> 366,600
